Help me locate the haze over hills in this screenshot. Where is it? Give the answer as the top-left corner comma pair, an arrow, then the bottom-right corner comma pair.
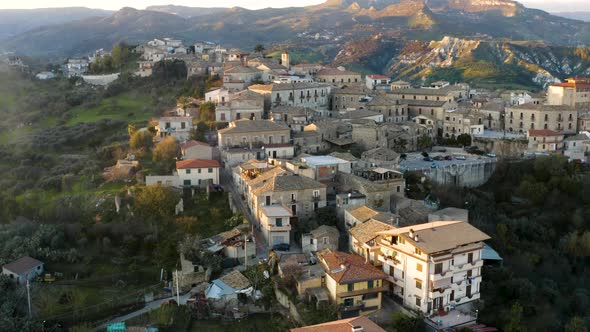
0,7 -> 112,39
1,0 -> 589,85
552,11 -> 590,22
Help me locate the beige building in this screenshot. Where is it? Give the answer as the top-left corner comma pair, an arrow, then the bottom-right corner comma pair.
251,172 -> 327,224
505,103 -> 577,134
391,85 -> 468,103
376,221 -> 490,316
331,84 -> 373,112
442,110 -> 485,138
316,68 -> 362,85
249,82 -> 332,110
302,225 -> 340,253
350,220 -> 394,266
218,119 -> 290,149
215,89 -> 265,122
365,94 -> 409,124
260,205 -> 293,247
526,129 -> 565,153
547,78 -> 590,111
223,66 -> 263,91
317,250 -> 387,318
270,106 -> 312,131
181,140 -> 214,160
338,168 -> 405,212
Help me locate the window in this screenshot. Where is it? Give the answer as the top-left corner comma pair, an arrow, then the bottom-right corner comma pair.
416,279 -> 422,289
275,218 -> 283,227
450,290 -> 454,302
313,190 -> 320,198
468,252 -> 474,264
323,237 -> 328,245
183,179 -> 191,186
368,280 -> 374,289
348,283 -> 354,292
416,296 -> 421,307
414,248 -> 422,255
435,263 -> 443,274
208,168 -> 213,173
198,168 -> 202,174
416,263 -> 423,272
181,122 -> 186,129
186,169 -> 191,174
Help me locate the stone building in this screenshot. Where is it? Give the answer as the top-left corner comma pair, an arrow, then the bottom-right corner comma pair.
315,68 -> 362,86
331,84 -> 373,112
249,82 -> 332,111
218,119 -> 290,149
505,103 -> 577,134
215,89 -> 265,122
337,168 -> 405,212
547,77 -> 590,112
365,94 -> 409,124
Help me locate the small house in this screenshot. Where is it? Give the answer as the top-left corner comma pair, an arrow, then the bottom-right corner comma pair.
2,256 -> 44,284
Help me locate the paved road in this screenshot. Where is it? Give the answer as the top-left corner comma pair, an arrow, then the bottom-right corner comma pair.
95,290 -> 195,331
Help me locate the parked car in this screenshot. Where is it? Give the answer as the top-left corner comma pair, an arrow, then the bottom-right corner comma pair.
272,243 -> 290,251
431,162 -> 437,168
455,155 -> 466,160
423,157 -> 433,162
486,153 -> 497,158
433,156 -> 444,161
444,155 -> 453,160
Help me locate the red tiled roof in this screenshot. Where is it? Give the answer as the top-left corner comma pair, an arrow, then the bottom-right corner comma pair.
528,129 -> 562,136
290,316 -> 385,332
319,250 -> 386,284
176,159 -> 220,169
182,140 -> 210,149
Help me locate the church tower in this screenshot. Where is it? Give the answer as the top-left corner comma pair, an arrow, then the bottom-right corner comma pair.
281,51 -> 290,70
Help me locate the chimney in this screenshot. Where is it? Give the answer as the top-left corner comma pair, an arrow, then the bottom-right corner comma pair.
352,326 -> 364,332
409,229 -> 415,239
414,234 -> 419,242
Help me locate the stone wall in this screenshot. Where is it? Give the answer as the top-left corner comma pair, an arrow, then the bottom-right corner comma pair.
473,137 -> 528,160
419,160 -> 496,188
82,73 -> 120,86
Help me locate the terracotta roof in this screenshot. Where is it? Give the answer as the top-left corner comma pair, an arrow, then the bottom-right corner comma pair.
316,68 -> 360,76
182,140 -> 210,149
377,221 -> 491,254
348,205 -> 380,223
319,250 -> 386,284
290,316 -> 385,332
2,256 -> 43,275
350,219 -> 394,244
176,159 -> 220,169
528,129 -> 562,137
368,75 -> 389,80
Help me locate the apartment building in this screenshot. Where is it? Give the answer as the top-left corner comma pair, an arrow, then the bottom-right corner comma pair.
526,129 -> 565,153
249,82 -> 332,110
155,116 -> 193,142
215,90 -> 265,122
442,110 -> 485,138
218,119 -> 290,149
331,85 -> 373,112
505,103 -> 577,134
176,159 -> 220,186
366,75 -> 391,91
317,250 -> 387,318
316,68 -> 362,86
250,173 -> 327,223
375,221 -> 490,315
365,94 -> 409,124
260,205 -> 293,247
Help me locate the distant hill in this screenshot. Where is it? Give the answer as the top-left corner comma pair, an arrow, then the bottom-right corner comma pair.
0,7 -> 112,39
145,5 -> 229,18
2,0 -> 590,58
552,12 -> 590,22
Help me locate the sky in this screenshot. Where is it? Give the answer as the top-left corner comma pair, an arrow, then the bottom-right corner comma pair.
0,0 -> 588,12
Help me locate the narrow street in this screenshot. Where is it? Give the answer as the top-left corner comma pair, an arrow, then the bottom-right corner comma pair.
220,168 -> 269,260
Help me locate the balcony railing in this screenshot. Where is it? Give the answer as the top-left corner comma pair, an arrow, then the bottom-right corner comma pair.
340,302 -> 365,312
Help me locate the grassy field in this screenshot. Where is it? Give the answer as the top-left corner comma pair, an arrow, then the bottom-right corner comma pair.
66,93 -> 154,126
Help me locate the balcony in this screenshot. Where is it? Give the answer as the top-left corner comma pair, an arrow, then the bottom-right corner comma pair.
340,302 -> 365,312
385,275 -> 404,287
429,270 -> 452,282
378,254 -> 399,266
269,224 -> 292,232
312,195 -> 321,202
450,259 -> 483,272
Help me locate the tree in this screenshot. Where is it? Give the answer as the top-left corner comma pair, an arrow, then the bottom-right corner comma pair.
565,316 -> 587,332
393,138 -> 408,153
457,133 -> 472,147
198,101 -> 216,125
417,134 -> 433,151
128,123 -> 138,137
254,44 -> 265,54
111,41 -> 130,69
130,130 -> 153,151
134,184 -> 180,220
504,302 -> 527,332
152,136 -> 179,172
390,312 -> 424,332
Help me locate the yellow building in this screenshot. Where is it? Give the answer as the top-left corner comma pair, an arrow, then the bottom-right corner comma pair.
318,250 -> 387,318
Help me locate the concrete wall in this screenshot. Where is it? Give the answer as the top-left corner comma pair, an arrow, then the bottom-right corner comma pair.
421,160 -> 496,188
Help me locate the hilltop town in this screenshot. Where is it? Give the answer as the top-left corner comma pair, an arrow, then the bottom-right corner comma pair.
1,34 -> 590,332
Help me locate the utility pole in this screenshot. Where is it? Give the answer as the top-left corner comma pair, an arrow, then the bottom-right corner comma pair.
26,279 -> 32,317
244,234 -> 248,268
175,270 -> 180,305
